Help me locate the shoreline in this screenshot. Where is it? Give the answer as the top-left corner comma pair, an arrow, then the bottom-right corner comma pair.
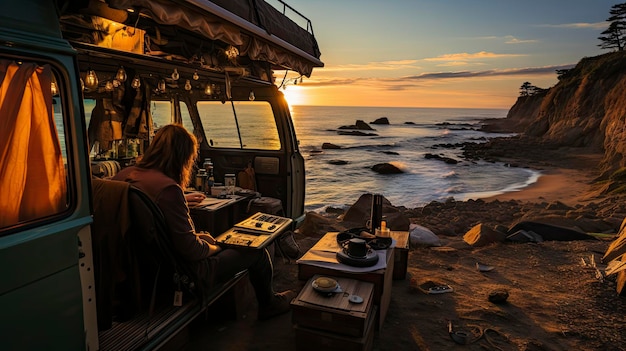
482,167 -> 596,205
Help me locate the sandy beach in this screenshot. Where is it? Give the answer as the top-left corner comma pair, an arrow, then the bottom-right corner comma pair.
184,144 -> 626,351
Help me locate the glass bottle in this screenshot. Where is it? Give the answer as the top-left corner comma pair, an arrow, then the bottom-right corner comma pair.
203,158 -> 215,192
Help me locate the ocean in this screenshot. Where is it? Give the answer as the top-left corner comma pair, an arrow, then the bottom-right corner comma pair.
290,106 -> 539,213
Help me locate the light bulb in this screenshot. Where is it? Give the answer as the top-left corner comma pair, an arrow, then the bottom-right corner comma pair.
204,82 -> 213,95
171,68 -> 179,81
116,66 -> 127,82
105,80 -> 113,91
184,79 -> 192,91
51,81 -> 58,96
249,91 -> 255,101
112,79 -> 120,88
158,79 -> 166,92
131,76 -> 141,89
85,69 -> 98,90
193,70 -> 199,80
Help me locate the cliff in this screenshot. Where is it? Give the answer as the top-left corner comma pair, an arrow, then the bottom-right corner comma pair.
492,51 -> 626,176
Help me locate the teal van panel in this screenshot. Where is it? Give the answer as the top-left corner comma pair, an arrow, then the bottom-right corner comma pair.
0,217 -> 91,295
1,267 -> 84,350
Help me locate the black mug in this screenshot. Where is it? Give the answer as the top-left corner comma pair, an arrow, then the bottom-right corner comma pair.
347,238 -> 368,258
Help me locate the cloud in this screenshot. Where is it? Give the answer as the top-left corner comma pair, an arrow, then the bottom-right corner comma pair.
424,51 -> 524,62
505,36 -> 538,44
319,60 -> 420,72
538,22 -> 607,30
304,64 -> 575,88
402,64 -> 575,80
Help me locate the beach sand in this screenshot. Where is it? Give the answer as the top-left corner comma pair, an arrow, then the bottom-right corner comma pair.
184,148 -> 626,351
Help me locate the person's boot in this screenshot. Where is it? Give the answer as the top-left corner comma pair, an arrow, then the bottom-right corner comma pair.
257,290 -> 297,320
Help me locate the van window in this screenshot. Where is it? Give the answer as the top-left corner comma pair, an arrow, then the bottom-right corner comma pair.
0,58 -> 69,229
151,100 -> 172,130
197,101 -> 281,150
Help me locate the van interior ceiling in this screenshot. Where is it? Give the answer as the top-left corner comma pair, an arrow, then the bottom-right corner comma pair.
56,0 -> 321,160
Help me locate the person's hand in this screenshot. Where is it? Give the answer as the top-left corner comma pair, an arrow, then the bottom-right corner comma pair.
185,192 -> 206,207
198,232 -> 216,244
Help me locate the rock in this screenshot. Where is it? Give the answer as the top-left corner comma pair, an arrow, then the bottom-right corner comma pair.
322,142 -> 341,149
338,119 -> 374,130
409,224 -> 441,247
463,223 -> 507,247
337,130 -> 377,136
371,117 -> 389,124
424,153 -> 459,164
328,160 -> 349,165
488,289 -> 509,303
342,193 -> 409,231
372,163 -> 403,174
603,217 -> 626,263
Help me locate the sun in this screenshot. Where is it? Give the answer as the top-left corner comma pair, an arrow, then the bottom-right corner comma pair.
281,85 -> 306,106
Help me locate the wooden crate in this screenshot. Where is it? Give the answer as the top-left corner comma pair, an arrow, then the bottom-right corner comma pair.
294,306 -> 378,351
291,275 -> 375,337
297,233 -> 394,331
390,231 -> 409,280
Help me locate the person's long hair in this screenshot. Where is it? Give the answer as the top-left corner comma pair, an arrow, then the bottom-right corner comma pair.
136,124 -> 198,187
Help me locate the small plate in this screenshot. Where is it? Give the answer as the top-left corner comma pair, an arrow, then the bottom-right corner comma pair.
312,277 -> 340,293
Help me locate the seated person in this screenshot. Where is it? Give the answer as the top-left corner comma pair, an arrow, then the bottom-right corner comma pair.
113,124 -> 294,320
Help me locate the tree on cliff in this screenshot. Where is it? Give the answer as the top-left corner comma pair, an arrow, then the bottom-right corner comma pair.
598,2 -> 626,51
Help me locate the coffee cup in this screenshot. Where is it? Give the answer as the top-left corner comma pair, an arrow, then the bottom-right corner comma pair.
347,238 -> 368,258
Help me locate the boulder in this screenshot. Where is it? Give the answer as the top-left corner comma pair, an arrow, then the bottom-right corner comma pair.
338,119 -> 374,130
463,223 -> 507,247
328,160 -> 349,165
409,224 -> 441,247
342,193 -> 409,231
371,117 -> 389,125
322,142 -> 341,149
337,130 -> 378,136
372,163 -> 403,174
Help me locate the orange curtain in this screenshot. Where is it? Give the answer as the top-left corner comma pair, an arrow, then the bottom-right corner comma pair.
0,60 -> 67,227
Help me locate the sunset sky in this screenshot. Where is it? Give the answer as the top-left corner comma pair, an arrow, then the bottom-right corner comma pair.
275,0 -> 618,109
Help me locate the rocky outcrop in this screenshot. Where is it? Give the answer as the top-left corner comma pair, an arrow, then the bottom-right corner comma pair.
371,163 -> 403,174
489,51 -> 626,176
338,119 -> 374,130
371,117 -> 389,124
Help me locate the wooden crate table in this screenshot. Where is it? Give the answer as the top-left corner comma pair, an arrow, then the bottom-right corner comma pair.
390,231 -> 409,280
292,275 -> 377,351
296,232 -> 394,330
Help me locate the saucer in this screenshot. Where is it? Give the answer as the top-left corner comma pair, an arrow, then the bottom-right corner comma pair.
336,248 -> 379,267
312,277 -> 341,293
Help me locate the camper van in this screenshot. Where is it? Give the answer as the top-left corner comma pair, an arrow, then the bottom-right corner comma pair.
0,0 -> 322,350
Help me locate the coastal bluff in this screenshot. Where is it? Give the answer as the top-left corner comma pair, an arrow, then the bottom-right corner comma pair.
482,51 -> 626,176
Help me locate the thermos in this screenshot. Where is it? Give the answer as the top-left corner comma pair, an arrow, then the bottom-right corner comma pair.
370,193 -> 383,234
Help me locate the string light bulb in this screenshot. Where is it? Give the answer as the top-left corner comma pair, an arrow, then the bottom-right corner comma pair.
171,68 -> 179,81
184,79 -> 192,91
158,79 -> 166,92
193,70 -> 199,80
85,69 -> 99,90
249,91 -> 255,101
116,66 -> 127,82
204,82 -> 213,96
51,80 -> 58,96
131,76 -> 141,89
105,80 -> 113,92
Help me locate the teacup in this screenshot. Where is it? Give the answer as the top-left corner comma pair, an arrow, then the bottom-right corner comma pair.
347,238 -> 368,258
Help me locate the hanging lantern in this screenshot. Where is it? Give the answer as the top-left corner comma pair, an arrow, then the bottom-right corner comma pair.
131,76 -> 141,89
85,69 -> 99,90
116,66 -> 127,82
